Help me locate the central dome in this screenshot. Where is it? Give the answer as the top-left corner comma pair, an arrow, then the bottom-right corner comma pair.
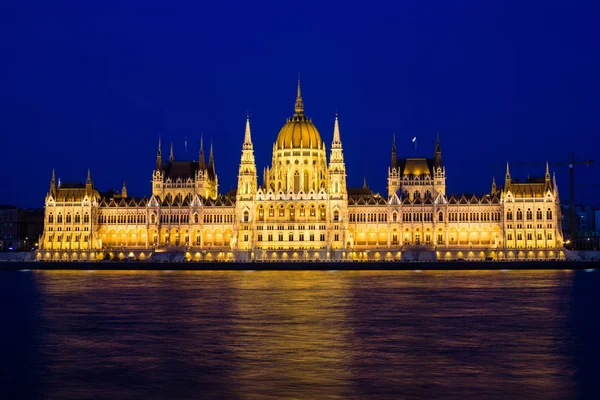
275,79 -> 324,150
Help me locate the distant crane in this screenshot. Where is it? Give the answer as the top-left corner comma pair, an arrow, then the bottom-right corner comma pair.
494,153 -> 594,241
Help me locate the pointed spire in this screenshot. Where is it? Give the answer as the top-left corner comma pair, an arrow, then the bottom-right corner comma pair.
506,161 -> 511,178
244,112 -> 252,146
294,74 -> 304,115
332,112 -> 341,145
156,136 -> 163,170
363,176 -> 368,188
491,176 -> 497,194
122,180 -> 127,198
199,135 -> 206,170
434,132 -> 442,168
505,161 -> 511,188
391,133 -> 397,168
169,142 -> 174,162
85,168 -> 93,194
545,161 -> 550,178
49,169 -> 57,197
209,141 -> 214,167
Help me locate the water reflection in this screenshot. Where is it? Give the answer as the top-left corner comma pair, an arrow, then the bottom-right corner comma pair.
7,270 -> 587,399
230,272 -> 354,399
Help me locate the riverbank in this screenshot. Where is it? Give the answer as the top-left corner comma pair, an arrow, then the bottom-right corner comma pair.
1,259 -> 599,271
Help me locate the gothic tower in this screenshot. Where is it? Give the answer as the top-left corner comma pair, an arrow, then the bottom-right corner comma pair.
237,114 -> 258,199
387,133 -> 400,197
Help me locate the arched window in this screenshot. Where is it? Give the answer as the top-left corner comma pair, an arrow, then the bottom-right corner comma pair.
258,207 -> 264,221
304,171 -> 309,192
536,209 -> 542,220
269,205 -> 275,218
516,209 -> 523,220
48,214 -> 54,223
319,205 -> 326,221
299,205 -> 305,217
194,214 -> 199,223
438,211 -> 444,222
66,213 -> 72,223
57,214 -> 63,223
506,210 -> 513,220
425,190 -> 432,198
526,209 -> 532,220
293,171 -> 300,193
392,212 -> 398,222
414,191 -> 421,199
75,213 -> 80,223
546,209 -> 553,220
310,205 -> 316,217
243,211 -> 249,222
151,214 -> 156,224
333,210 -> 339,222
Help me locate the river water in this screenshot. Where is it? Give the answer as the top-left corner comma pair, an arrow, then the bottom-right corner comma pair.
1,269 -> 599,399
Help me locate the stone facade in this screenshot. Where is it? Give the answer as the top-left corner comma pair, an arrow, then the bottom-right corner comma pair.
38,81 -> 565,261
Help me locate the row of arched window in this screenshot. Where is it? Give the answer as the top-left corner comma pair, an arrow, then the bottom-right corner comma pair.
447,212 -> 502,222
506,208 -> 553,221
48,213 -> 89,224
98,214 -> 146,224
349,213 -> 388,222
256,204 -> 327,222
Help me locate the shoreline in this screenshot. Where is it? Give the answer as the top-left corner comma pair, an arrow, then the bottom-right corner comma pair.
1,260 -> 599,271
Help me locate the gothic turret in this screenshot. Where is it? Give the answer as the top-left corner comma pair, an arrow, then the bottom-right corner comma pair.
237,114 -> 258,200
121,180 -> 127,199
169,142 -> 174,162
391,132 -> 397,168
434,132 -> 442,168
328,112 -> 347,196
387,133 -> 401,198
156,137 -> 163,170
198,135 -> 206,171
545,161 -> 552,191
85,168 -> 93,196
49,169 -> 57,198
505,161 -> 511,190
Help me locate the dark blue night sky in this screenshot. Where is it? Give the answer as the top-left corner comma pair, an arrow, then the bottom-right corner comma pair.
1,0 -> 599,208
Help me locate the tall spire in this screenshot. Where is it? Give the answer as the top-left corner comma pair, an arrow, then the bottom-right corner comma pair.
85,168 -> 93,195
363,176 -> 368,188
332,112 -> 341,146
434,132 -> 442,168
244,112 -> 253,147
121,180 -> 127,198
169,142 -> 174,162
491,176 -> 497,194
545,161 -> 550,179
294,74 -> 304,115
391,132 -> 397,167
49,169 -> 57,197
156,136 -> 163,170
199,135 -> 206,170
209,141 -> 214,167
505,161 -> 511,188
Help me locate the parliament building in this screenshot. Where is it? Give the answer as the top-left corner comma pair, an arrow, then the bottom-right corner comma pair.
38,81 -> 565,261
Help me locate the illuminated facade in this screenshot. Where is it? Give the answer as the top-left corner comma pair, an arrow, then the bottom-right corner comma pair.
38,80 -> 565,261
